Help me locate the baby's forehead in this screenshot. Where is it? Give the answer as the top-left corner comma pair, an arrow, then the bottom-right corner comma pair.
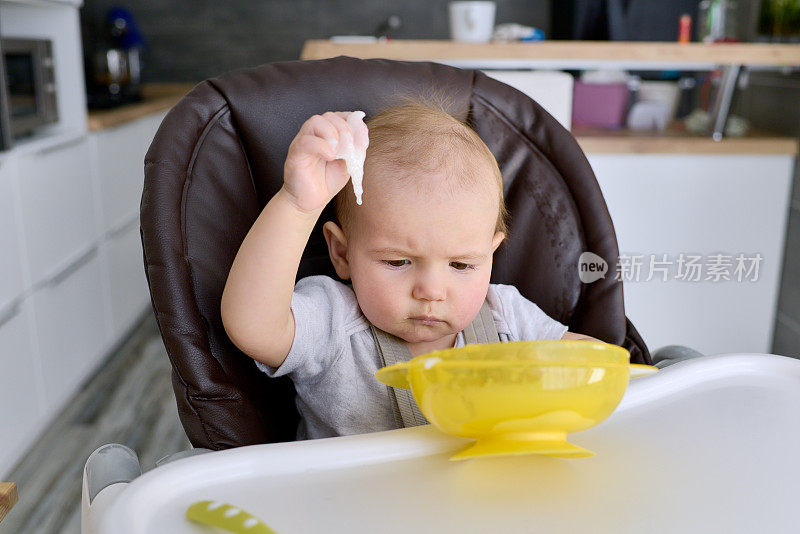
352,174 -> 498,230
365,155 -> 498,195
357,178 -> 494,221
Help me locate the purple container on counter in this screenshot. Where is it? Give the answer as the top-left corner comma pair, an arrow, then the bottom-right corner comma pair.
571,81 -> 631,129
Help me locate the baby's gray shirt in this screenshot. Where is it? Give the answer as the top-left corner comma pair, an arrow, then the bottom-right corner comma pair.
255,275 -> 568,440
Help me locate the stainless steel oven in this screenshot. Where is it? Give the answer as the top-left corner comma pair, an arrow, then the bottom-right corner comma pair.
0,38 -> 58,150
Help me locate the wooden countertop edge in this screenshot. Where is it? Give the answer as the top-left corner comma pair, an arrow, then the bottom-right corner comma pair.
87,83 -> 198,131
301,39 -> 800,66
576,135 -> 799,155
0,482 -> 18,523
88,95 -> 183,131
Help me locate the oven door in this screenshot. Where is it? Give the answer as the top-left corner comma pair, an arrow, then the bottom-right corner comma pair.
1,38 -> 58,145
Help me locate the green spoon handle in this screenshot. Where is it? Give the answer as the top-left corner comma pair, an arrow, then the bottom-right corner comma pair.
186,500 -> 277,534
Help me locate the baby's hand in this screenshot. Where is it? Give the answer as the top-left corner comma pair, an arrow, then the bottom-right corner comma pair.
283,111 -> 369,213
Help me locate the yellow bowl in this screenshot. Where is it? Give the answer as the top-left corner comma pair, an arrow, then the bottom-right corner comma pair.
375,340 -> 656,460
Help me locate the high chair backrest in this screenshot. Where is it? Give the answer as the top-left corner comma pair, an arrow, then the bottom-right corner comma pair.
141,56 -> 651,450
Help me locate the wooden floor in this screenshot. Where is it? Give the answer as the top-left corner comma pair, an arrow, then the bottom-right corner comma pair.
0,312 -> 191,534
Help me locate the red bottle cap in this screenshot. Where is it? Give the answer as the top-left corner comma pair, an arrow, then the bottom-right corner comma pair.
679,14 -> 692,43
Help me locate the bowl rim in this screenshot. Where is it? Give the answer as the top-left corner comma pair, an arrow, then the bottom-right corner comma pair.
408,359 -> 634,372
413,340 -> 631,366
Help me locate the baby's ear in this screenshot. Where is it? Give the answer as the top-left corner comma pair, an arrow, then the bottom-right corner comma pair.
492,231 -> 506,251
323,221 -> 351,279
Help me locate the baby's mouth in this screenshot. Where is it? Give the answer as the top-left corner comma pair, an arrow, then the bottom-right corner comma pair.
409,315 -> 445,326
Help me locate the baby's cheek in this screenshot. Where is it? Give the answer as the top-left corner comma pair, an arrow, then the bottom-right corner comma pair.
353,272 -> 401,324
366,288 -> 397,319
453,278 -> 491,328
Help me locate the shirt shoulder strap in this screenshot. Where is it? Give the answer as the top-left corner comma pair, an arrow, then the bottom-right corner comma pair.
462,300 -> 500,344
370,325 -> 428,428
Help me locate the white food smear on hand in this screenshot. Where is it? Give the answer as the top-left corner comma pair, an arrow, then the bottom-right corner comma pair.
335,111 -> 368,205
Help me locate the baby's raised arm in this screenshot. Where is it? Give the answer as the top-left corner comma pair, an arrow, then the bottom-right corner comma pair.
221,111 -> 368,368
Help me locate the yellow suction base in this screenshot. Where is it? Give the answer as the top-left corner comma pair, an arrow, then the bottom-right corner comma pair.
450,433 -> 595,461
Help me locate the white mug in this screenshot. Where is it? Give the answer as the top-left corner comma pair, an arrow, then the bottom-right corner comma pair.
448,1 -> 496,43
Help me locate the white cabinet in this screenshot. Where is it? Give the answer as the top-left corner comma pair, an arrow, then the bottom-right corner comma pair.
92,112 -> 166,343
0,299 -> 43,478
92,113 -> 166,234
589,153 -> 794,355
0,0 -> 148,480
29,246 -> 107,410
0,113 -> 161,477
0,157 -> 25,310
0,89 -> 168,482
16,137 -> 98,289
101,219 -> 151,341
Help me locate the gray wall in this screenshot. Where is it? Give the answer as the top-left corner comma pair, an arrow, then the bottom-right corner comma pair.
80,0 -> 551,82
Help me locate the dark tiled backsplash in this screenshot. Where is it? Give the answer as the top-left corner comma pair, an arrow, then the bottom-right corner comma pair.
80,0 -> 550,82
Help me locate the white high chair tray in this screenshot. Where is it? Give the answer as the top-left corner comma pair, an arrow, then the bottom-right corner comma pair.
86,354 -> 800,534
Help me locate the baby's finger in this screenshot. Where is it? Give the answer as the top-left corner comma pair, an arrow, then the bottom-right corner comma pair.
290,134 -> 338,162
321,112 -> 352,152
348,111 -> 369,150
337,129 -> 355,163
298,114 -> 340,152
327,111 -> 368,149
327,111 -> 354,122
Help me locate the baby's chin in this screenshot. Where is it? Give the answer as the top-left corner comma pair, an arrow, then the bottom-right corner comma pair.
393,321 -> 457,343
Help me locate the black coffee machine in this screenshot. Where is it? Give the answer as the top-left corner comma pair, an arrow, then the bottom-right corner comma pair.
85,7 -> 145,109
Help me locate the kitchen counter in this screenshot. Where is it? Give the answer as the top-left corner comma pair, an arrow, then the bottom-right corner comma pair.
85,81 -> 798,156
87,83 -> 197,131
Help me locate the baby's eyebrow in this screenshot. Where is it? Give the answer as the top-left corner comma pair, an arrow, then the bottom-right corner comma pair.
450,254 -> 486,261
368,247 -> 410,256
369,247 -> 487,261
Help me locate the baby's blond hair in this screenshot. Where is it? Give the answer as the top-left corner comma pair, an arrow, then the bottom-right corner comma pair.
334,99 -> 509,237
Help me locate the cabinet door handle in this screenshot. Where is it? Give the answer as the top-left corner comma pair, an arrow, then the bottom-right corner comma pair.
108,216 -> 139,239
0,299 -> 21,329
46,245 -> 98,288
35,135 -> 87,157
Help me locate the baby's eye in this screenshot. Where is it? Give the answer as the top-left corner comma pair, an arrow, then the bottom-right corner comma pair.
384,259 -> 410,268
450,262 -> 474,271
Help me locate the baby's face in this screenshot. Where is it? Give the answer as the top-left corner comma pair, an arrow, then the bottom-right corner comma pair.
344,174 -> 504,348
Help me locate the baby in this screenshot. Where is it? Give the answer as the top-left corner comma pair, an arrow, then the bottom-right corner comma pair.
221,101 -> 597,440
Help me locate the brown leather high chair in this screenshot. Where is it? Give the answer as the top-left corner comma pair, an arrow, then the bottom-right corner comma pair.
141,56 -> 651,451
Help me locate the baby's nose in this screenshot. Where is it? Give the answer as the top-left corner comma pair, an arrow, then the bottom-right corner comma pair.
412,271 -> 446,302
